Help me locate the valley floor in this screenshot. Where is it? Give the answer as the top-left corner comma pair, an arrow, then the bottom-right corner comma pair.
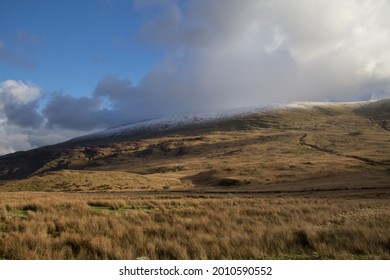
1,183 -> 389,260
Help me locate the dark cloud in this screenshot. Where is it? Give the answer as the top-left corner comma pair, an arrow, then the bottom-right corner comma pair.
0,80 -> 81,154
44,93 -> 113,131
3,100 -> 43,128
43,0 -> 390,130
94,75 -> 135,100
1,0 -> 390,154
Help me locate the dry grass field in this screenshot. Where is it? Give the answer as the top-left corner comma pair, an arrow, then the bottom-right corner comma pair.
0,101 -> 389,259
1,192 -> 389,260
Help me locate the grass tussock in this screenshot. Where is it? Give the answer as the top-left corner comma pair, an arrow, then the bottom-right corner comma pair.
0,192 -> 389,260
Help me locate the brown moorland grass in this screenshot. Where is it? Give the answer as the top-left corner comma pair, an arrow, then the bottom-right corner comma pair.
0,192 -> 389,260
0,170 -> 191,192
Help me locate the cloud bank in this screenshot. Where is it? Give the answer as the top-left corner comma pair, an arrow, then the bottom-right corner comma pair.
1,0 -> 390,154
0,80 -> 83,154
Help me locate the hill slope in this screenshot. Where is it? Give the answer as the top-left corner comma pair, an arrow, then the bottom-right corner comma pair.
0,100 -> 389,194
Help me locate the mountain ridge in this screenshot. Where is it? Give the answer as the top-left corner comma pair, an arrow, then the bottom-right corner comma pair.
0,99 -> 389,191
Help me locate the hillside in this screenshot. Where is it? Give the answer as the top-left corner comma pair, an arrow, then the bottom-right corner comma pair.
0,100 -> 389,195
1,100 -> 390,260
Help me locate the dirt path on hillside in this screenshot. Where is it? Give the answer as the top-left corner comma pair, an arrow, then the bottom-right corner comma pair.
298,133 -> 389,166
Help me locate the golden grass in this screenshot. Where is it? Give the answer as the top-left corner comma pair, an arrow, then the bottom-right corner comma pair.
0,170 -> 191,192
1,192 -> 389,260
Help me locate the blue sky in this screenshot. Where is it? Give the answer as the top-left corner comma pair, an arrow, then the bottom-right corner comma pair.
0,0 -> 161,97
1,0 -> 390,155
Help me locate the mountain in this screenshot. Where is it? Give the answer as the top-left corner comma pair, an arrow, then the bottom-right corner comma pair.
0,99 -> 389,195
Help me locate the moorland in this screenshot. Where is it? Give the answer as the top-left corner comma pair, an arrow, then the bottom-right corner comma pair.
0,100 -> 389,259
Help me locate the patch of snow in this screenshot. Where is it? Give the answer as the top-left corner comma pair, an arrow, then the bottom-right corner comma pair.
74,106 -> 269,142
72,100 -> 372,142
283,100 -> 374,109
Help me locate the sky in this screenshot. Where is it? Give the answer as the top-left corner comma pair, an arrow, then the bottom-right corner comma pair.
1,0 -> 390,155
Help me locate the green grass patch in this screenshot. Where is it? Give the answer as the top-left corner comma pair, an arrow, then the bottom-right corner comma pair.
88,203 -> 158,214
6,209 -> 29,219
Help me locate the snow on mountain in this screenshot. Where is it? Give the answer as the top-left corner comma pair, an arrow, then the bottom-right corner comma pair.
72,106 -> 271,142
72,101 -> 373,142
283,100 -> 374,109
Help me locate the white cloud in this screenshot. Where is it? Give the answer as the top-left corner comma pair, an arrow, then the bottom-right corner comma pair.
0,81 -> 40,154
1,0 -> 390,155
135,0 -> 390,106
0,122 -> 33,154
0,80 -> 40,104
0,123 -> 83,155
0,80 -> 84,155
